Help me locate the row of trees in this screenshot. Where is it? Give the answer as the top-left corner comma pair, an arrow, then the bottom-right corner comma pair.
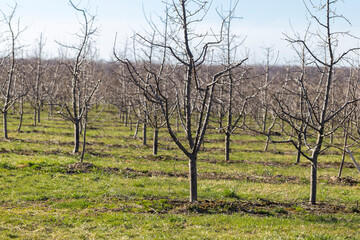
1,0 -> 359,204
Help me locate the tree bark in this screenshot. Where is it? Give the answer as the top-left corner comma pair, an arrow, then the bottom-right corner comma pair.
153,127 -> 159,155
176,114 -> 179,132
225,132 -> 230,161
264,138 -> 270,152
3,111 -> 8,139
143,122 -> 147,145
38,106 -> 41,123
34,108 -> 37,126
17,101 -> 24,132
310,156 -> 317,205
134,120 -> 139,138
80,110 -> 87,162
338,133 -> 348,178
73,120 -> 80,153
296,133 -> 302,164
125,110 -> 128,127
189,155 -> 197,203
310,133 -> 323,205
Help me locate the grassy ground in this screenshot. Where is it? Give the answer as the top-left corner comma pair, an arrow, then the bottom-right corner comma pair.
0,105 -> 359,239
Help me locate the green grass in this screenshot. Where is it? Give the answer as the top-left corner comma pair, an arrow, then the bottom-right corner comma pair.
0,105 -> 359,239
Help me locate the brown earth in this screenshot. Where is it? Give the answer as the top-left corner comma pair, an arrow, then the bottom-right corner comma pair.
66,163 -> 359,186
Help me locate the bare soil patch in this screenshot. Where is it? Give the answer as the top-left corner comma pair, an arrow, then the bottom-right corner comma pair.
326,176 -> 360,186
91,198 -> 357,215
139,154 -> 355,170
0,147 -> 69,156
64,163 -> 359,186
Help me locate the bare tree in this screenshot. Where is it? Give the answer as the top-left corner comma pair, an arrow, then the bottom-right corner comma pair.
115,0 -> 244,202
214,1 -> 256,161
52,1 -> 101,154
337,66 -> 359,177
0,3 -> 25,139
272,0 -> 360,204
15,58 -> 29,132
30,33 -> 46,126
260,47 -> 279,152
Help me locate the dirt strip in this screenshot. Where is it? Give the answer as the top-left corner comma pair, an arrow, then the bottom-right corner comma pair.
67,162 -> 360,186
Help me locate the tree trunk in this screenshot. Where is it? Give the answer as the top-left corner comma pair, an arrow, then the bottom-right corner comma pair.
338,133 -> 348,178
128,109 -> 132,131
17,112 -> 23,132
17,98 -> 24,132
153,128 -> 159,155
34,108 -> 37,126
73,120 -> 80,153
330,131 -> 334,144
310,157 -> 317,204
189,155 -> 197,203
80,111 -> 88,162
143,122 -> 147,145
225,132 -> 230,161
310,134 -> 322,205
296,133 -> 302,164
38,106 -> 41,123
176,114 -> 179,132
48,104 -> 53,120
134,120 -> 139,138
3,111 -> 8,139
79,119 -> 83,135
125,111 -> 128,127
264,138 -> 270,152
218,110 -> 223,133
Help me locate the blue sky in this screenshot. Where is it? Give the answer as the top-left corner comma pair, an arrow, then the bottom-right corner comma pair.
1,0 -> 360,63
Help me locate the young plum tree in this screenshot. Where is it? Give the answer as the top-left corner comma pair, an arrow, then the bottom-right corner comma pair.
115,0 -> 245,202
273,0 -> 360,204
52,1 -> 101,154
0,3 -> 25,139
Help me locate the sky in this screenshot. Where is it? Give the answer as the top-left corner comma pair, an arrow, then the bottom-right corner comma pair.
1,0 -> 360,64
